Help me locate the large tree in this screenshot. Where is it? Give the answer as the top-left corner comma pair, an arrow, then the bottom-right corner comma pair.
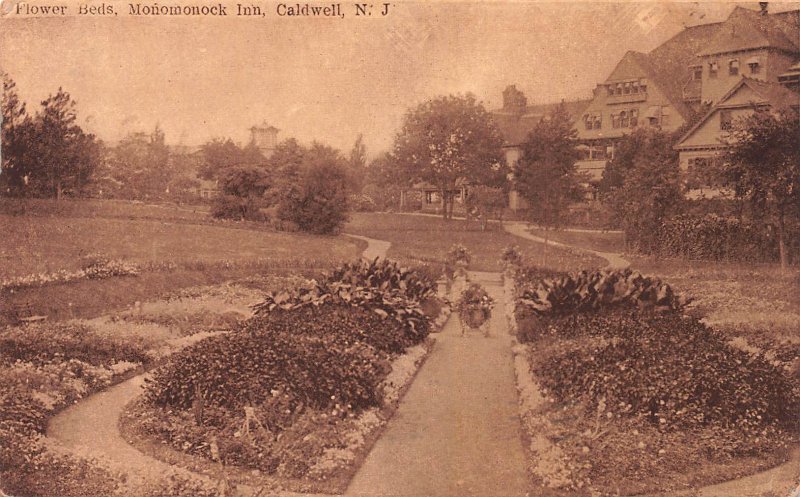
514,103 -> 585,233
1,72 -> 30,195
723,107 -> 800,269
198,138 -> 248,180
347,133 -> 368,193
600,127 -> 683,253
23,89 -> 101,199
392,93 -> 505,219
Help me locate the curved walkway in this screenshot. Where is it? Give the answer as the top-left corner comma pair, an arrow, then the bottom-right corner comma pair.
503,221 -> 630,270
344,233 -> 391,261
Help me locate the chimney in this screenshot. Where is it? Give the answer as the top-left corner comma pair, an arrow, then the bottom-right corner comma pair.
759,2 -> 768,15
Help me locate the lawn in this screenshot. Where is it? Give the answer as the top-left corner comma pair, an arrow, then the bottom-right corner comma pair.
0,197 -> 210,223
526,226 -> 625,254
346,213 -> 603,272
1,214 -> 360,279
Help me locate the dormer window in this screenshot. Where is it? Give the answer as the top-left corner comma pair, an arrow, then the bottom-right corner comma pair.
729,59 -> 739,76
747,56 -> 761,75
709,62 -> 719,79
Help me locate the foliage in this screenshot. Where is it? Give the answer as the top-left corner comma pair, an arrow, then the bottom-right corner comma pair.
346,133 -> 368,193
1,72 -> 29,195
500,245 -> 523,270
657,213 -> 791,263
145,316 -> 389,412
349,193 -> 377,212
515,269 -> 686,320
600,128 -> 684,253
0,85 -> 101,199
532,310 -> 799,435
199,137 -> 263,180
276,143 -> 350,234
455,283 -> 494,315
392,93 -> 506,219
514,103 -> 585,229
1,258 -> 139,292
253,258 -> 435,340
445,243 -> 472,266
465,185 -> 506,228
723,108 -> 800,268
0,322 -> 150,366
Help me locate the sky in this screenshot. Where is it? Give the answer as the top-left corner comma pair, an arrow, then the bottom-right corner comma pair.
1,1 -> 797,157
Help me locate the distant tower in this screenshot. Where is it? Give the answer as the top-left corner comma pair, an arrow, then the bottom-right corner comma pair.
249,122 -> 279,158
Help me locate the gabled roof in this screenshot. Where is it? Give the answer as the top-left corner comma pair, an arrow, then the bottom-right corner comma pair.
698,7 -> 799,56
605,50 -> 695,121
490,99 -> 591,146
675,77 -> 800,148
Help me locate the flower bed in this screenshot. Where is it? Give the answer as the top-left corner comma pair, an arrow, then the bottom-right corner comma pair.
122,259 -> 446,491
513,266 -> 800,495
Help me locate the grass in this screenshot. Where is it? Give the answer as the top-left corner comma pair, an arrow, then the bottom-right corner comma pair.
1,214 -> 359,279
526,227 -> 625,254
346,213 -> 603,272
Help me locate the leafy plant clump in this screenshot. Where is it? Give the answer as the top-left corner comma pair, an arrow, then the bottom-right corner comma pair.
533,311 -> 799,436
516,268 -> 686,320
252,258 -> 436,340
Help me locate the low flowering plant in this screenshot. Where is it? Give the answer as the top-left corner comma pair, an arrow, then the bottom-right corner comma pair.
455,283 -> 494,329
446,243 -> 472,267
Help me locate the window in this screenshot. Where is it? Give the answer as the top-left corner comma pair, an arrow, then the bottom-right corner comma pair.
729,59 -> 739,76
630,109 -> 639,127
620,111 -> 629,128
709,61 -> 719,78
749,62 -> 760,74
615,84 -> 623,96
632,81 -> 639,94
612,113 -> 620,128
639,79 -> 647,93
691,66 -> 703,80
720,110 -> 733,130
623,82 -> 631,95
593,114 -> 602,130
584,114 -> 592,130
607,85 -> 614,97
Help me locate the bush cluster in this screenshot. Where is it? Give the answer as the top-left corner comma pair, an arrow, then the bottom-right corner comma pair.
531,310 -> 798,434
657,213 -> 794,263
514,264 -> 800,457
146,321 -> 389,411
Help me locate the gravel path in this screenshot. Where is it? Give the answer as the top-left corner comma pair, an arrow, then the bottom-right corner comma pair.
503,221 -> 630,270
343,233 -> 391,261
345,271 -> 530,497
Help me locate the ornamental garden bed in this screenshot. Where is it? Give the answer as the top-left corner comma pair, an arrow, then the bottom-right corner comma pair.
0,277 -> 295,497
120,258 -> 447,494
511,266 -> 800,496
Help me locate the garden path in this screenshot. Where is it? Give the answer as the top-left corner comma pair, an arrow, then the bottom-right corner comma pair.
343,233 -> 391,260
504,221 -> 630,269
345,271 -> 530,497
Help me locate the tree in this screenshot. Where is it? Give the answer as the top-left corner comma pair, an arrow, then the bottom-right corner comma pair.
723,107 -> 800,269
267,138 -> 306,208
514,103 -> 585,238
22,89 -> 101,199
199,138 -> 246,180
600,128 -> 683,253
211,165 -> 269,221
392,93 -> 505,219
347,133 -> 368,193
1,72 -> 30,195
277,142 -> 350,234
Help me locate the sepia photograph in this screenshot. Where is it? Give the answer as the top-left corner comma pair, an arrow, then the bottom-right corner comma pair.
1,1 -> 799,496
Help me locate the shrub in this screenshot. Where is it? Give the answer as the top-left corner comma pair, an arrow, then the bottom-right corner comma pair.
657,213 -> 799,263
533,311 -> 799,435
211,194 -> 265,221
145,323 -> 389,412
349,193 -> 377,212
247,304 -> 418,355
446,244 -> 471,266
277,152 -> 350,234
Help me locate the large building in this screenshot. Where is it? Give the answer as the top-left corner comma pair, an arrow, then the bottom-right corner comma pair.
494,3 -> 799,206
675,6 -> 800,193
